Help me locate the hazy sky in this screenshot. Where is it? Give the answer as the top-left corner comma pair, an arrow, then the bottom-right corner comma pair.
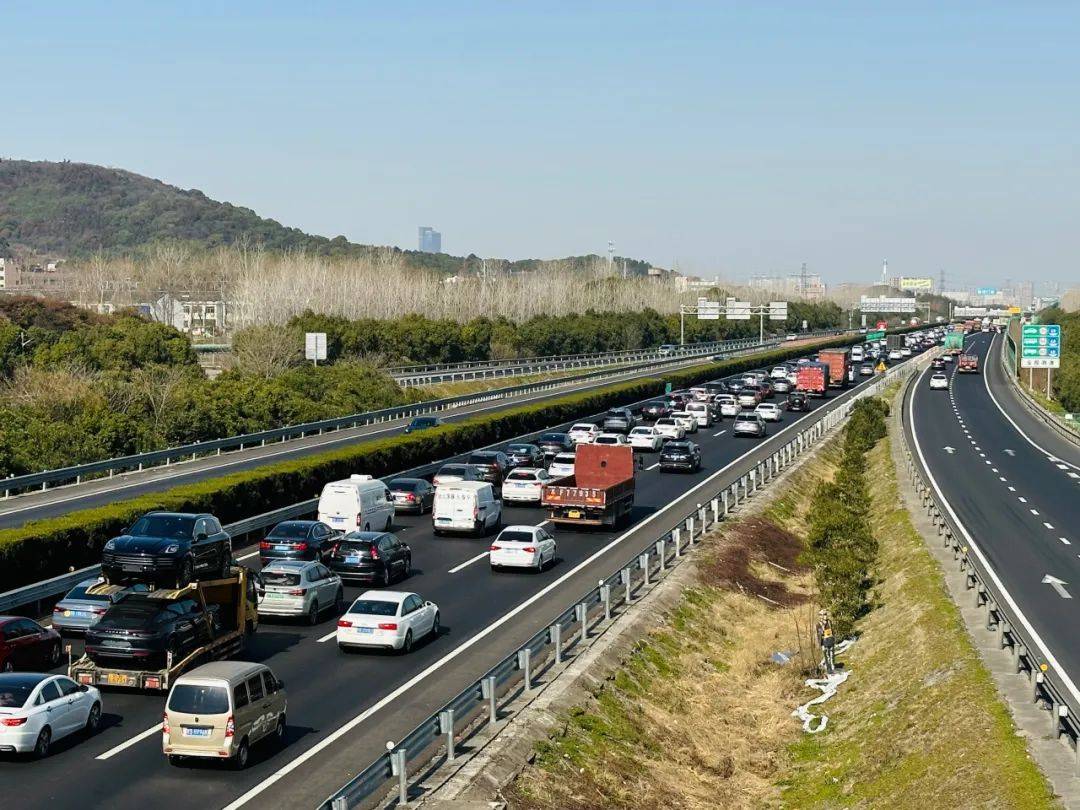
4,2 -> 1078,288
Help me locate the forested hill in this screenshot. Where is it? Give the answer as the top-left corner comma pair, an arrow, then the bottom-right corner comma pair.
0,159 -> 653,275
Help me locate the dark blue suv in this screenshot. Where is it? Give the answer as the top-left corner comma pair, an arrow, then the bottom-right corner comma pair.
101,512 -> 232,588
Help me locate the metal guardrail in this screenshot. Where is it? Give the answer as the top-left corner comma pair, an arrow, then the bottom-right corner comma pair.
998,330 -> 1080,447
897,357 -> 1080,773
1,338 -> 792,500
322,361 -> 912,809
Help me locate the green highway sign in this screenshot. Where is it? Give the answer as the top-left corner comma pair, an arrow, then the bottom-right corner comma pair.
664,382 -> 673,394
1020,324 -> 1061,369
864,330 -> 885,342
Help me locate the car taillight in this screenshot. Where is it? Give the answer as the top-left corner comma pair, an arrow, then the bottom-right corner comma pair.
356,514 -> 363,526
1,717 -> 27,726
473,507 -> 479,519
489,544 -> 500,551
259,541 -> 271,550
92,608 -> 107,615
288,589 -> 304,596
377,623 -> 398,631
53,606 -> 63,613
406,494 -> 416,501
225,716 -> 235,738
523,547 -> 537,553
162,711 -> 169,735
338,619 -> 353,628
295,542 -> 308,551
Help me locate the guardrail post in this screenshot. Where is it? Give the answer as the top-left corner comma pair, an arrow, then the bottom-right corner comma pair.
998,619 -> 1010,650
600,583 -> 612,620
640,553 -> 651,586
390,747 -> 408,805
711,497 -> 720,524
672,528 -> 682,557
732,482 -> 739,508
518,648 -> 533,692
576,602 -> 588,639
439,708 -> 456,761
697,504 -> 706,527
481,676 -> 498,726
1015,644 -> 1027,675
656,539 -> 667,571
1051,700 -> 1061,738
686,516 -> 695,540
550,624 -> 562,664
722,490 -> 729,515
1035,671 -> 1044,703
332,797 -> 348,810
750,469 -> 757,494
621,568 -> 633,604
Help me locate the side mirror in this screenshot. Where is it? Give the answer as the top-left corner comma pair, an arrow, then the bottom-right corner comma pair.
196,533 -> 208,542
277,679 -> 286,690
78,684 -> 89,692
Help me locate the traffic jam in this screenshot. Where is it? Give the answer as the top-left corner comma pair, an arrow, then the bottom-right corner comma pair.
0,334 -> 939,776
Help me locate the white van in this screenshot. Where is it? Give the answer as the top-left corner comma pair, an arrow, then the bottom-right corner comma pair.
685,401 -> 712,428
432,481 -> 502,536
851,346 -> 864,362
317,475 -> 395,533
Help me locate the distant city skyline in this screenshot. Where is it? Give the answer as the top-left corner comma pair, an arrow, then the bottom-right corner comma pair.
3,3 -> 1077,288
418,226 -> 442,254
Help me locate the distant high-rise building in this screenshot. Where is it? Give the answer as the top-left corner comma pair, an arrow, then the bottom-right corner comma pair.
418,226 -> 442,253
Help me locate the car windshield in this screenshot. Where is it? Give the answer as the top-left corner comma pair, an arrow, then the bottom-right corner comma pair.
497,530 -> 536,543
168,684 -> 230,715
552,454 -> 575,464
101,600 -> 165,628
506,470 -> 538,481
665,443 -> 690,451
337,539 -> 374,552
262,571 -> 302,586
0,675 -> 45,707
539,433 -> 566,443
735,414 -> 757,422
595,436 -> 617,443
630,428 -> 651,435
571,424 -> 594,431
645,401 -> 665,408
438,465 -> 469,476
350,600 -> 398,617
389,479 -> 423,492
468,453 -> 498,464
409,418 -> 437,428
65,584 -> 109,602
507,444 -> 535,454
267,522 -> 310,539
605,410 -> 625,418
656,418 -> 675,426
129,515 -> 196,539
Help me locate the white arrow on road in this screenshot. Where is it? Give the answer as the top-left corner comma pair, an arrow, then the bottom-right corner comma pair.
1004,449 -> 1016,456
1043,575 -> 1072,599
943,446 -> 956,454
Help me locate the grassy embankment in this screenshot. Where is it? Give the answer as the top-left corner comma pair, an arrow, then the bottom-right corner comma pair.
507,396 -> 1055,809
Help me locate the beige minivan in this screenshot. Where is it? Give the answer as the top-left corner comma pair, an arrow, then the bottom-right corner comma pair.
162,661 -> 286,768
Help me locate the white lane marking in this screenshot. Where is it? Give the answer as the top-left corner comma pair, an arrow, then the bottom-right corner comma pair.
220,377 -> 865,810
95,722 -> 163,761
982,335 -> 1080,472
991,467 -> 998,473
237,550 -> 260,561
646,462 -> 661,470
1070,472 -> 1080,480
1008,486 -> 1016,492
317,629 -> 337,643
1018,497 -> 1027,503
999,477 -> 1007,482
1062,538 -> 1072,546
910,361 -> 1080,710
1058,464 -> 1070,471
448,550 -> 490,573
1044,522 -> 1055,530
1031,509 -> 1040,516
713,429 -> 727,437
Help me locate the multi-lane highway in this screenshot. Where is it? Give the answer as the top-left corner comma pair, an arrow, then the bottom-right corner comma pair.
1,350 -> 917,810
906,331 -> 1080,716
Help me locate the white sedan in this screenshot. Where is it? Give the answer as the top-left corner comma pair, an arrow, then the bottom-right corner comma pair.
568,423 -> 599,444
501,468 -> 552,504
627,426 -> 664,452
337,591 -> 439,653
548,452 -> 576,479
0,673 -> 102,757
653,417 -> 686,441
670,411 -> 699,434
929,373 -> 949,390
716,396 -> 741,418
755,403 -> 782,422
888,350 -> 903,361
594,433 -> 630,446
490,525 -> 557,572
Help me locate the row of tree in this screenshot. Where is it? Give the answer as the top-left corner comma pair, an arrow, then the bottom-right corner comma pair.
1037,306 -> 1080,413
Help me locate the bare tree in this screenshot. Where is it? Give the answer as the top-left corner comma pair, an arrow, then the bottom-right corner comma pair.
230,324 -> 302,379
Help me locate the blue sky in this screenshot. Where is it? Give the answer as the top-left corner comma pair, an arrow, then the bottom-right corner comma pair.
4,2 -> 1078,287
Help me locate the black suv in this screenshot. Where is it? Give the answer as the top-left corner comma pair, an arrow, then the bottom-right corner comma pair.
659,440 -> 702,472
328,531 -> 412,586
640,401 -> 671,421
259,520 -> 341,565
787,392 -> 811,412
102,512 -> 232,588
505,443 -> 544,469
536,432 -> 574,460
84,595 -> 216,669
467,451 -> 510,486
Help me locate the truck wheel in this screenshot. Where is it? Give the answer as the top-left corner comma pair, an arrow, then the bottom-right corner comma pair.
219,545 -> 232,578
232,738 -> 250,770
176,556 -> 195,588
308,601 -> 320,626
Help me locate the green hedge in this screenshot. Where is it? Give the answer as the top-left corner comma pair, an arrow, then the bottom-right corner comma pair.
0,333 -> 876,592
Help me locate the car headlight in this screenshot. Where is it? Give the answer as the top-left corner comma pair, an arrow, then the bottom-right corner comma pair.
164,544 -> 180,554
104,539 -> 116,551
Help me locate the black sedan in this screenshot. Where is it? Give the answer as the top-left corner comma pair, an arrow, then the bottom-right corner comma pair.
404,416 -> 443,434
505,443 -> 544,469
259,520 -> 341,565
84,595 -> 213,670
328,532 -> 412,586
931,357 -> 946,370
467,451 -> 510,486
101,512 -> 232,588
658,440 -> 702,472
387,478 -> 435,514
640,400 -> 671,421
536,432 -> 574,460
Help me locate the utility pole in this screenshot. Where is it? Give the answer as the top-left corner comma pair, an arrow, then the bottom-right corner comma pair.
881,258 -> 888,287
607,241 -> 614,274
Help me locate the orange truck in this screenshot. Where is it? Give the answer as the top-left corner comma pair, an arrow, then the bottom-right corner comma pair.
541,443 -> 635,528
796,362 -> 829,396
958,354 -> 979,373
816,348 -> 851,388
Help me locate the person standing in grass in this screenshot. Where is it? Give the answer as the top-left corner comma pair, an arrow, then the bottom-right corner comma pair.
817,609 -> 836,675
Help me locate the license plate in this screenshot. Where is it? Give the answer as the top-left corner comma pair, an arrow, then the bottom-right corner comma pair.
65,610 -> 90,618
346,556 -> 360,564
183,727 -> 211,737
106,672 -> 137,686
102,639 -> 127,648
267,592 -> 286,599
275,545 -> 290,552
331,517 -> 345,524
122,565 -> 143,572
358,627 -> 373,634
512,483 -> 529,489
437,517 -> 451,524
568,510 -> 582,519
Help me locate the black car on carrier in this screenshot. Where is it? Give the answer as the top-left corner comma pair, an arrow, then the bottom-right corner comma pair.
102,512 -> 232,588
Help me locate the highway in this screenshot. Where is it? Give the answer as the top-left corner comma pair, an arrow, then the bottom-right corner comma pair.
0,351 -> 916,810
906,331 -> 1080,719
0,347 -> 772,532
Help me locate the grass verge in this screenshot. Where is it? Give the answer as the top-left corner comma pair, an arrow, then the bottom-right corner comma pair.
505,401 -> 1056,809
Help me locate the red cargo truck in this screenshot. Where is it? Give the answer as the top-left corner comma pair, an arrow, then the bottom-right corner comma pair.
541,444 -> 635,528
816,348 -> 851,388
796,362 -> 829,397
958,354 -> 979,373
